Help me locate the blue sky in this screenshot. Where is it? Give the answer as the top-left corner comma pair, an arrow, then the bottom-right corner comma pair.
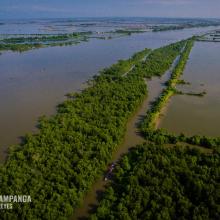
0,0 -> 220,19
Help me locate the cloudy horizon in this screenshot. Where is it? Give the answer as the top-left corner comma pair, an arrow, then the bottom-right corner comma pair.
0,0 -> 220,19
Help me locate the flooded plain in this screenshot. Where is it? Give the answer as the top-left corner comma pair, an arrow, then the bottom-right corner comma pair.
159,41 -> 220,137
0,26 -> 218,161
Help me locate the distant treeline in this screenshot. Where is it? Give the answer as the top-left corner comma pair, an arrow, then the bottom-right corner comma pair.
0,32 -> 92,52
153,21 -> 220,32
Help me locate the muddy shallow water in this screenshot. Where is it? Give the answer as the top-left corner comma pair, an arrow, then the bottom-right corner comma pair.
159,41 -> 220,137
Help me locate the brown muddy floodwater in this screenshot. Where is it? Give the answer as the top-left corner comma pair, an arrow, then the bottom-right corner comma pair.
0,26 -> 218,162
72,68 -> 172,219
159,42 -> 220,137
0,26 -> 218,163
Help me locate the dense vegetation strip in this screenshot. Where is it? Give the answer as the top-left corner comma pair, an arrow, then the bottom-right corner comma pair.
1,32 -> 91,44
100,48 -> 151,77
152,21 -> 220,32
0,43 -> 44,52
0,41 -> 185,219
134,41 -> 185,78
0,32 -> 92,52
110,29 -> 147,36
91,144 -> 220,220
141,39 -> 194,131
140,38 -> 220,150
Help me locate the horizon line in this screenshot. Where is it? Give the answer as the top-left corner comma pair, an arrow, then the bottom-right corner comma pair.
1,16 -> 220,21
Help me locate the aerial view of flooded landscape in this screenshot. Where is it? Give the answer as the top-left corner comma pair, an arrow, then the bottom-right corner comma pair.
0,1 -> 220,220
